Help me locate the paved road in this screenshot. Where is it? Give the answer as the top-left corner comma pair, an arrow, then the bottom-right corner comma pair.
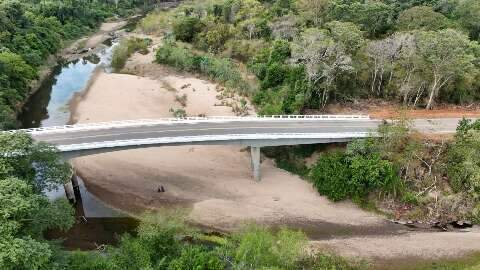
32,119 -> 381,146
6,116 -> 465,160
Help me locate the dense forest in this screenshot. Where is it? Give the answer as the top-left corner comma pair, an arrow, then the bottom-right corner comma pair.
0,0 -> 145,130
147,0 -> 480,115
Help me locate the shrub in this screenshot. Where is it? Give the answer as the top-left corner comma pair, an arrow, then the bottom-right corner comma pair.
225,225 -> 307,269
68,251 -> 115,270
309,145 -> 401,201
447,119 -> 480,196
111,38 -> 151,71
261,63 -> 288,89
168,245 -> 225,270
156,42 -> 254,95
173,17 -> 204,42
309,151 -> 351,201
269,40 -> 291,64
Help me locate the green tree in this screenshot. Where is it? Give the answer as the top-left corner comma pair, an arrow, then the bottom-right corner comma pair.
415,29 -> 478,109
325,21 -> 364,54
397,6 -> 450,31
173,17 -> 204,42
455,0 -> 480,40
0,133 -> 74,270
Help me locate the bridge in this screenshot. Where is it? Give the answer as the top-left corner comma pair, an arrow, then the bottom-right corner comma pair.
5,115 -> 464,180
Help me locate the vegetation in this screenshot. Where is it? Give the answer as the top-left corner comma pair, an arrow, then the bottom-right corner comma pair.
144,0 -> 480,115
0,0 -> 145,130
111,37 -> 151,71
0,132 -> 74,269
156,41 -> 253,95
65,211 -> 366,270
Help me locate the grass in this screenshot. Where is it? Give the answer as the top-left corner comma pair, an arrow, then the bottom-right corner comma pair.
155,41 -> 255,96
111,37 -> 151,71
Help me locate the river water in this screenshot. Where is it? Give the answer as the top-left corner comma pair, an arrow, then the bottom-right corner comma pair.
18,34 -> 139,249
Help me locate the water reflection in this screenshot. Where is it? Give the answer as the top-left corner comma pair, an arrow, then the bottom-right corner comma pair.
19,42 -> 117,128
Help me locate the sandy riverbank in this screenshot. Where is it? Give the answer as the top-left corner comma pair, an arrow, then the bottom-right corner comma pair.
69,33 -> 480,264
70,71 -> 383,229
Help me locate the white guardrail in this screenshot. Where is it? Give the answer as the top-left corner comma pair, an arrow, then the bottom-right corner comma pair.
57,132 -> 376,152
5,115 -> 371,135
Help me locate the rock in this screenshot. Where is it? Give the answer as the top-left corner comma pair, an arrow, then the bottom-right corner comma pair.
451,220 -> 473,229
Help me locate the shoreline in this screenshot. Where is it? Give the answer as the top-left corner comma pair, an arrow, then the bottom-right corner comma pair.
17,18 -> 130,125
66,29 -> 480,263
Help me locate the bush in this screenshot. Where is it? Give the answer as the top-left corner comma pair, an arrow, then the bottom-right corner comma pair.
173,17 -> 204,42
309,151 -> 351,201
447,119 -> 480,196
156,42 -> 254,95
269,40 -> 291,64
224,225 -> 307,269
68,252 -> 115,270
309,144 -> 401,201
111,38 -> 151,71
168,245 -> 224,270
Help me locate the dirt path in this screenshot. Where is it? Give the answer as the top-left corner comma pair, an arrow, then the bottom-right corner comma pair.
69,32 -> 480,265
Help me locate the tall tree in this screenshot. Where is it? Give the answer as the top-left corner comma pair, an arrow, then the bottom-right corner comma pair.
291,28 -> 353,108
415,29 -> 478,109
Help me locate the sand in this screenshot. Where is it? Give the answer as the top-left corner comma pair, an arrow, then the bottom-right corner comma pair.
69,34 -> 480,262
313,227 -> 480,261
71,71 -> 382,229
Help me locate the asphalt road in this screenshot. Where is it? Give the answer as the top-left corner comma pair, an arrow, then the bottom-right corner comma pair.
27,117 -> 470,150
32,119 -> 381,147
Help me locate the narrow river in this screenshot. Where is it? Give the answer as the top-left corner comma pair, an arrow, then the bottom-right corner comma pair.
18,31 -> 139,250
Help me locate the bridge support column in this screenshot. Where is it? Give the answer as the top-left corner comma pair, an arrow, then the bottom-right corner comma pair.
250,146 -> 261,181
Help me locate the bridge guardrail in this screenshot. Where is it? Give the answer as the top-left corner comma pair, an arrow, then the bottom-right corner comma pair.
5,115 -> 371,135
56,132 -> 377,152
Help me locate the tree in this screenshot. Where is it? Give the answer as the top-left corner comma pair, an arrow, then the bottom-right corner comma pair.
325,21 -> 364,54
366,33 -> 416,98
397,6 -> 450,31
328,0 -> 395,37
291,28 -> 353,108
269,15 -> 300,41
415,29 -> 478,109
0,132 -> 71,192
455,0 -> 480,40
173,17 -> 204,42
0,177 -> 74,270
296,0 -> 330,26
0,133 -> 74,270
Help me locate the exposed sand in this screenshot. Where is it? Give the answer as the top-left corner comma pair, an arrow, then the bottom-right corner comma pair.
71,71 -> 382,229
313,228 -> 480,262
69,34 -> 480,262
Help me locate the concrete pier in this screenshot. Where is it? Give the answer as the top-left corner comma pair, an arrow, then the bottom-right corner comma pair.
250,146 -> 261,181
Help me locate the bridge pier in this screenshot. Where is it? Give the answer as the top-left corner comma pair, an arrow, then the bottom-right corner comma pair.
250,146 -> 261,181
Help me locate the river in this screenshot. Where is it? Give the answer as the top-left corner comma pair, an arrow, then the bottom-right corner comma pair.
18,27 -> 139,250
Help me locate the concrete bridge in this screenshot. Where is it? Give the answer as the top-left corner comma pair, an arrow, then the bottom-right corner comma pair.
5,115 -> 464,180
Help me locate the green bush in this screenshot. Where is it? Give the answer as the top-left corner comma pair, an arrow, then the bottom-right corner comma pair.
309,151 -> 352,201
156,42 -> 253,95
262,63 -> 288,89
68,251 -> 115,270
309,144 -> 401,201
225,225 -> 307,269
173,17 -> 204,42
168,245 -> 224,270
111,38 -> 151,71
269,40 -> 291,64
447,119 -> 480,196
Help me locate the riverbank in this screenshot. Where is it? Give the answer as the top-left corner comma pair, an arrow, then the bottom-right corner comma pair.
68,31 -> 480,266
21,19 -> 129,121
